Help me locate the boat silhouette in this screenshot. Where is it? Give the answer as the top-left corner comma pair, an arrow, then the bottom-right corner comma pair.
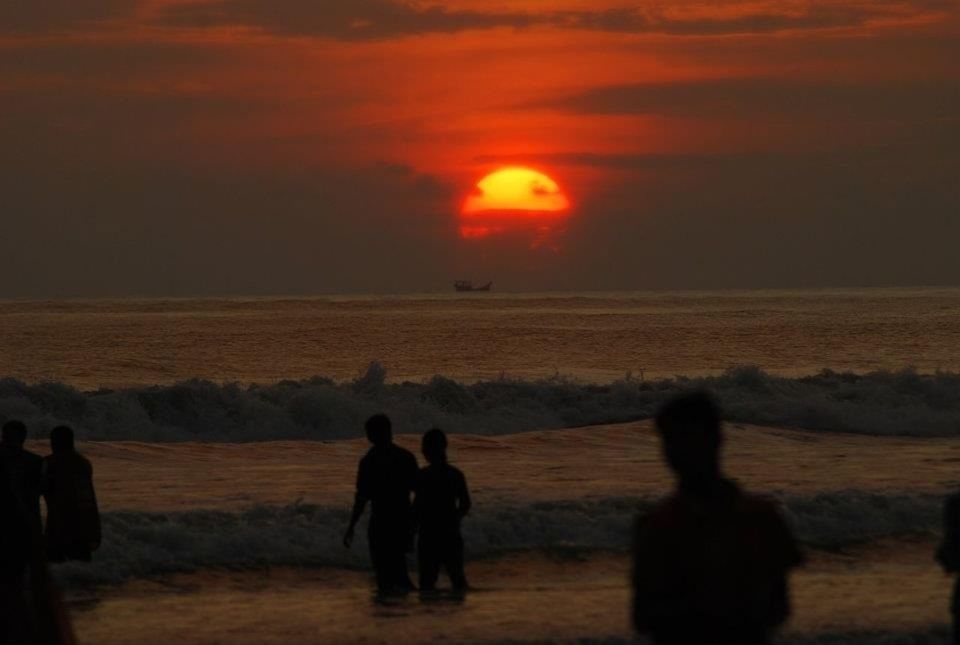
454,280 -> 492,292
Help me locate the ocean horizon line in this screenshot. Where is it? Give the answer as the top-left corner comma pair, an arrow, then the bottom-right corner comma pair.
2,283 -> 960,304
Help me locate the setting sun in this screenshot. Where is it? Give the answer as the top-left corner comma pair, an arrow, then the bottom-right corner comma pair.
460,167 -> 571,243
463,167 -> 570,214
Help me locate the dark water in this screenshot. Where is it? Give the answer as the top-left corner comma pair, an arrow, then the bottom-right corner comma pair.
1,287 -> 958,389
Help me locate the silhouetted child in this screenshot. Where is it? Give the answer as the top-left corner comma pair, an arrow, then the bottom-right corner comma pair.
343,414 -> 419,594
414,428 -> 471,593
42,426 -> 101,563
937,491 -> 960,644
632,391 -> 803,645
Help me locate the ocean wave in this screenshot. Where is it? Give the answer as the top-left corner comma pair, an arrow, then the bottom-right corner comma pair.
2,364 -> 960,441
52,492 -> 942,588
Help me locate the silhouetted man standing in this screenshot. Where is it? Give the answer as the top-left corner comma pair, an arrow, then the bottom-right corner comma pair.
343,414 -> 419,594
937,491 -> 960,644
0,420 -> 43,534
414,428 -> 471,593
43,426 -> 101,563
632,391 -> 803,645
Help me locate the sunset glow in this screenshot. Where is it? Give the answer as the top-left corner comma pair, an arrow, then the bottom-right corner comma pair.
0,0 -> 956,292
460,167 -> 571,242
463,168 -> 570,214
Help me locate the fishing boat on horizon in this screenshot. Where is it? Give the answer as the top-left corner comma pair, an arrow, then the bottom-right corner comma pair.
454,280 -> 492,292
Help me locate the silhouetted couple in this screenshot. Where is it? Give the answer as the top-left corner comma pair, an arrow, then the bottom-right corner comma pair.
633,392 -> 804,645
1,421 -> 101,564
343,415 -> 471,595
1,420 -> 87,644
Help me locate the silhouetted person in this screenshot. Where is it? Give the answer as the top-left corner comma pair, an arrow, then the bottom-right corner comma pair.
0,455 -> 32,643
632,391 -> 803,645
343,414 -> 419,594
42,426 -> 101,563
1,420 -> 44,534
0,455 -> 76,644
937,491 -> 960,644
414,428 -> 471,593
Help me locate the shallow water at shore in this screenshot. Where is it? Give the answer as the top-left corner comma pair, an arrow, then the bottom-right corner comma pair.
33,422 -> 960,513
69,543 -> 950,645
37,421 -> 960,642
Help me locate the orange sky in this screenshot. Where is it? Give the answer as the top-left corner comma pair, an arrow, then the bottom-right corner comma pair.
1,1 -> 958,294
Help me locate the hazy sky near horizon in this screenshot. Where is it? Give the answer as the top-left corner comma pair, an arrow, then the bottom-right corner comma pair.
1,0 -> 958,296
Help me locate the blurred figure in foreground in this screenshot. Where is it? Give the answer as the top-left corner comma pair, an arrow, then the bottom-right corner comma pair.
632,391 -> 803,645
343,414 -> 419,594
414,428 -> 471,594
936,491 -> 960,644
1,420 -> 43,534
43,426 -> 101,563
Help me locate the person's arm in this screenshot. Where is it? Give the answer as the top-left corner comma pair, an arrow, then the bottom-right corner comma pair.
84,460 -> 101,551
343,492 -> 368,548
457,471 -> 472,519
411,469 -> 422,531
767,508 -> 801,627
39,458 -> 50,499
937,495 -> 960,572
343,461 -> 369,548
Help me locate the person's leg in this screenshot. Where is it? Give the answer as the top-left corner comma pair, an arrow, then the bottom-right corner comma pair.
368,525 -> 392,593
418,533 -> 440,592
393,545 -> 415,592
445,532 -> 468,591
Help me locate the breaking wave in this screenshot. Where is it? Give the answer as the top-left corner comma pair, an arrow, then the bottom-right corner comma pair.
53,491 -> 942,588
3,364 -> 960,441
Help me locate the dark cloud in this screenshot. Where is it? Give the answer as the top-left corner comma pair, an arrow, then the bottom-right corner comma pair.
474,152 -> 735,170
555,141 -> 960,290
0,41 -> 236,80
160,0 -> 537,39
157,0 -> 951,40
556,1 -> 955,36
0,0 -> 139,35
537,78 -> 960,121
0,156 -> 458,297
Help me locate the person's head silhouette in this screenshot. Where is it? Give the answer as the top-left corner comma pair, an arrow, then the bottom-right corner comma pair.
421,428 -> 447,465
655,391 -> 722,490
365,414 -> 393,447
1,420 -> 27,449
50,425 -> 75,454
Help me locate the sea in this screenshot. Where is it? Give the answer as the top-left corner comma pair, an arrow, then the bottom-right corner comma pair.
3,287 -> 958,643
2,287 -> 959,390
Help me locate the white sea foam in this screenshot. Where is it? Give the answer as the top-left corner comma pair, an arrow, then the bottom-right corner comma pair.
52,492 -> 942,588
2,364 -> 959,441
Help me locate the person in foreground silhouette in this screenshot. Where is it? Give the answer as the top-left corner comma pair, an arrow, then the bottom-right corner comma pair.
42,426 -> 101,563
1,454 -> 76,644
414,428 -> 471,594
1,420 -> 44,534
343,414 -> 419,594
632,391 -> 803,645
936,491 -> 960,644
